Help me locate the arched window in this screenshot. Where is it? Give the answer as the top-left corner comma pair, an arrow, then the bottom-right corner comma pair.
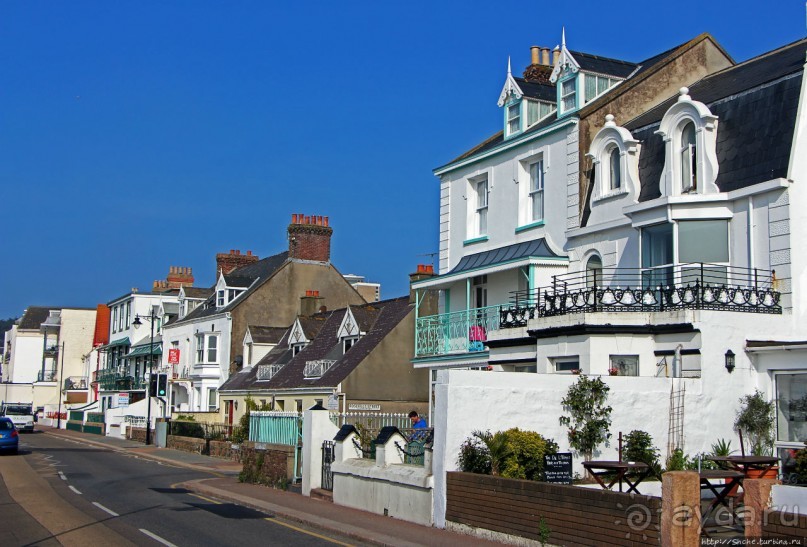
680,122 -> 697,192
586,255 -> 603,288
609,147 -> 621,190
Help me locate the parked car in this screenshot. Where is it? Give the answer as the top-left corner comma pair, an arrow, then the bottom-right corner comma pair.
0,418 -> 19,454
1,403 -> 35,432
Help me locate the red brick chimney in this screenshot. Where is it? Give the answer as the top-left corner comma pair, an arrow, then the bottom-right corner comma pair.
410,264 -> 438,314
166,266 -> 194,289
288,214 -> 333,263
216,249 -> 259,277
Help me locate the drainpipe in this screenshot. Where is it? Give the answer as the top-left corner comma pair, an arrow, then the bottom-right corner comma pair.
747,196 -> 755,285
673,344 -> 683,377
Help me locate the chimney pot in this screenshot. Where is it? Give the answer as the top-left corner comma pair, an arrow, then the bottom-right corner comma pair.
324,216 -> 329,227
541,47 -> 550,65
247,250 -> 252,256
292,213 -> 298,223
552,46 -> 560,65
531,45 -> 540,65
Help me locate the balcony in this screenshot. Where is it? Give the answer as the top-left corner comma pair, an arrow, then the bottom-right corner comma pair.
64,376 -> 88,390
415,304 -> 501,359
500,263 -> 781,328
94,369 -> 147,391
43,344 -> 59,357
257,363 -> 284,381
36,369 -> 58,382
303,360 -> 336,379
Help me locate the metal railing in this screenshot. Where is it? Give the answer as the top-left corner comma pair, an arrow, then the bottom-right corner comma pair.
500,263 -> 781,328
94,369 -> 148,391
329,412 -> 412,430
303,360 -> 336,378
257,363 -> 284,381
415,304 -> 501,358
249,411 -> 302,445
396,428 -> 433,466
64,376 -> 88,390
168,420 -> 233,441
36,369 -> 58,382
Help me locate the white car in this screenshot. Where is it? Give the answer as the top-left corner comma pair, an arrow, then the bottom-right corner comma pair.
2,404 -> 35,432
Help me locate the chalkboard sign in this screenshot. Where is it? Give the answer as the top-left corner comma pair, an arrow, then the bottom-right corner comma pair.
544,452 -> 573,484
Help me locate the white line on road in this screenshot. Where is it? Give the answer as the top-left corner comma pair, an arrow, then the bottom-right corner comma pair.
58,472 -> 66,480
68,485 -> 82,495
140,529 -> 177,547
92,502 -> 119,517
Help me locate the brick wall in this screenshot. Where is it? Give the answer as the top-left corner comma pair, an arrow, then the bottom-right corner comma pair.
239,442 -> 297,487
446,472 -> 661,546
763,510 -> 807,540
127,426 -> 151,443
216,249 -> 259,277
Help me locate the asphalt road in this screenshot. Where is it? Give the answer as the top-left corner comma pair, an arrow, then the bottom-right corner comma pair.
0,431 -> 364,546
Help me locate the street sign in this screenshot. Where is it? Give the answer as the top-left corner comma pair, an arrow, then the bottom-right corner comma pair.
117,392 -> 130,407
327,394 -> 339,410
168,349 -> 180,364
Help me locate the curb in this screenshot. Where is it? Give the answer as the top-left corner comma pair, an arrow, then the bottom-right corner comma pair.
179,478 -> 421,547
41,429 -> 240,477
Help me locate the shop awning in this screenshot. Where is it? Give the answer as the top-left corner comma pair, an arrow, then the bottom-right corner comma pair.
125,344 -> 162,358
97,337 -> 130,352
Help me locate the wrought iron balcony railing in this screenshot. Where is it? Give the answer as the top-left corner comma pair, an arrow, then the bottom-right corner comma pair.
415,304 -> 501,358
500,263 -> 781,328
94,368 -> 148,391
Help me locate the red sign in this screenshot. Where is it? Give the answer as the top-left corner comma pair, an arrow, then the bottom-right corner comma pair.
168,349 -> 180,364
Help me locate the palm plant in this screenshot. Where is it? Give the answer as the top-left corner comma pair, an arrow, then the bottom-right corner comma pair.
473,430 -> 512,476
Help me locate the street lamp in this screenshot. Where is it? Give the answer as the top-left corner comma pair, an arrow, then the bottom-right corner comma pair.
132,310 -> 157,445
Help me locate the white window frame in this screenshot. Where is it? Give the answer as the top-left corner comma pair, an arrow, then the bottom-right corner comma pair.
609,355 -> 639,376
195,333 -> 219,364
608,146 -> 621,191
552,357 -> 580,374
506,102 -> 521,136
560,77 -> 577,113
529,159 -> 544,222
216,290 -> 225,308
474,177 -> 488,237
679,121 -> 697,193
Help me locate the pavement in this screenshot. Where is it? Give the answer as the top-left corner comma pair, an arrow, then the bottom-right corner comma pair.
38,425 -> 503,547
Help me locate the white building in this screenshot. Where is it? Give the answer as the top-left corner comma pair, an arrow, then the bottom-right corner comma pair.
412,34 -> 807,527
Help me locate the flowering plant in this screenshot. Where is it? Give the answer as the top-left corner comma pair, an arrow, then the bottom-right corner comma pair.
608,367 -> 619,376
571,368 -> 582,375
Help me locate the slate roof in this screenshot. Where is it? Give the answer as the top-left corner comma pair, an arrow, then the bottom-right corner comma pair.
440,41 -> 686,170
219,297 -> 412,392
515,77 -> 556,102
570,50 -> 637,78
181,287 -> 214,299
626,38 -> 806,202
448,238 -> 563,275
248,326 -> 287,345
17,307 -> 60,330
172,251 -> 289,325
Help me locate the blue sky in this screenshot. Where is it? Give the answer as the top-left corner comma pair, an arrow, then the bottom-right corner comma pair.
1,1 -> 805,318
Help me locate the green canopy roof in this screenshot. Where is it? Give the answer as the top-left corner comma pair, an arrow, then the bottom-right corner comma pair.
125,343 -> 162,358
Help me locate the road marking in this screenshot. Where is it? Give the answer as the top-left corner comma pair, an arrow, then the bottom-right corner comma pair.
264,517 -> 355,546
189,493 -> 221,505
92,501 -> 119,517
68,485 -> 82,495
58,471 -> 67,480
140,529 -> 177,547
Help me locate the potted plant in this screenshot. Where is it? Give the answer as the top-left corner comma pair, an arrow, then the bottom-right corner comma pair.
735,390 -> 778,478
608,367 -> 619,376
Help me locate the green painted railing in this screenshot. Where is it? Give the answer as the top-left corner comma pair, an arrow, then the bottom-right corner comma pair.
415,304 -> 501,358
95,369 -> 147,391
249,411 -> 302,446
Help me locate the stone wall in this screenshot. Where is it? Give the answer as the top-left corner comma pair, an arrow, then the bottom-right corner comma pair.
127,426 -> 151,443
446,472 -> 661,546
209,440 -> 241,461
239,442 -> 296,487
167,435 -> 206,454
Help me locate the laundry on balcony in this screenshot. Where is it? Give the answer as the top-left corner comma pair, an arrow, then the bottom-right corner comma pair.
468,325 -> 487,352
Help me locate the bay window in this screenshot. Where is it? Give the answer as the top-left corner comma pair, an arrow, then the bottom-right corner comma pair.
195,333 -> 219,364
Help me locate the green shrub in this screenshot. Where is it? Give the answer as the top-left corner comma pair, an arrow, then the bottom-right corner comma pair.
623,430 -> 662,477
665,448 -> 688,471
735,390 -> 775,456
457,428 -> 558,481
559,375 -> 612,461
795,448 -> 807,483
172,415 -> 205,438
499,428 -> 559,481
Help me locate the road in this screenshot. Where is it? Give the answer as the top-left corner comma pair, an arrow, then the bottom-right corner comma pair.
0,431 -> 364,546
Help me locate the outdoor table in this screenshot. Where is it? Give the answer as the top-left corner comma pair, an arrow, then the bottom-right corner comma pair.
699,469 -> 744,532
581,460 -> 652,494
707,455 -> 778,477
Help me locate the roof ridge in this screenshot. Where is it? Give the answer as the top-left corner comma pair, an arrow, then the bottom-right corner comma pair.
699,36 -> 807,81
569,49 -> 637,66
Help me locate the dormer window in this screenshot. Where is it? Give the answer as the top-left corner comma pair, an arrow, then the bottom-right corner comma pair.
228,289 -> 242,302
680,122 -> 697,192
608,147 -> 621,191
343,337 -> 358,353
584,74 -> 618,103
526,100 -> 556,126
217,290 -> 225,307
506,102 -> 521,136
560,78 -> 577,113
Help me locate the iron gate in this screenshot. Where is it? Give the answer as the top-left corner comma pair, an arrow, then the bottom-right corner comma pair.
321,440 -> 335,491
